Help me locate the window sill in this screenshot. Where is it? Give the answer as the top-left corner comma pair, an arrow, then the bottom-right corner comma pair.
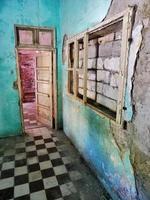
66,92 -> 120,125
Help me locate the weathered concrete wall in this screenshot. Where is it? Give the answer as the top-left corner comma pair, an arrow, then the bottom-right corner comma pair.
61,0 -> 150,200
106,1 -> 150,199
0,0 -> 62,137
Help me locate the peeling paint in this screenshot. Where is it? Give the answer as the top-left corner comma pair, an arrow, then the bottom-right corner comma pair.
124,24 -> 143,122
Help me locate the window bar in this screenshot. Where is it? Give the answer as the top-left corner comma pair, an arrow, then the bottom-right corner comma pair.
74,39 -> 79,97
83,33 -> 89,103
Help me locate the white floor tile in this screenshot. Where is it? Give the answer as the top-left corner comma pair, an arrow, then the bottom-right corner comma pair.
30,190 -> 47,200
29,171 -> 42,182
54,165 -> 67,175
0,177 -> 14,190
14,183 -> 29,198
43,176 -> 58,189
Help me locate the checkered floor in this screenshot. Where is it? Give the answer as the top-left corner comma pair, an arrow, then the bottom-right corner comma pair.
23,102 -> 43,130
0,127 -> 112,200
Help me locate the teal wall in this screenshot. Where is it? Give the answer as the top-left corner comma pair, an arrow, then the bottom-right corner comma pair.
0,0 -> 140,199
0,0 -> 62,136
60,1 -> 137,200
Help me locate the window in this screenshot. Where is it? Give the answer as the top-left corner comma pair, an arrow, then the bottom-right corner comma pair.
67,7 -> 135,124
15,26 -> 54,49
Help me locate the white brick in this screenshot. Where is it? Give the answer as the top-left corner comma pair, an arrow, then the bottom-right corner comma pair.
104,57 -> 120,73
115,31 -> 122,40
97,58 -> 103,69
87,90 -> 96,100
97,70 -> 110,83
79,78 -> 83,88
88,58 -> 96,69
79,50 -> 84,59
112,40 -> 121,57
78,88 -> 83,95
98,33 -> 114,44
88,45 -> 97,58
96,94 -> 117,112
110,73 -> 119,87
99,42 -> 113,57
87,80 -> 96,91
79,59 -> 83,68
103,84 -> 118,100
89,39 -> 98,45
88,70 -> 96,81
79,72 -> 84,79
97,82 -> 103,94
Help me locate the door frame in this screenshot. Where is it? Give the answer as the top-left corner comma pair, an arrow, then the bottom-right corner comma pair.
15,46 -> 57,133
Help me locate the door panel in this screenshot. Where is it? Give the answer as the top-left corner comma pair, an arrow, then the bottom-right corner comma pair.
37,82 -> 49,94
37,70 -> 49,81
36,52 -> 53,127
37,95 -> 50,107
37,106 -> 50,126
37,55 -> 50,66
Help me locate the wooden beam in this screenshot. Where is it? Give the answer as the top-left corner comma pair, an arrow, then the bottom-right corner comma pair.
53,49 -> 58,130
15,49 -> 25,134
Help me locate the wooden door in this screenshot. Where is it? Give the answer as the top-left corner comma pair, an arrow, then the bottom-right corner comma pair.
36,51 -> 53,128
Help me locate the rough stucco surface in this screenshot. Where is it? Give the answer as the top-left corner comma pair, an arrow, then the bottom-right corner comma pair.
0,0 -> 62,137
61,0 -> 150,200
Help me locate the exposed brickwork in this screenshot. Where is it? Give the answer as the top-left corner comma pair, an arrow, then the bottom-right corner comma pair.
19,53 -> 36,102
78,27 -> 122,112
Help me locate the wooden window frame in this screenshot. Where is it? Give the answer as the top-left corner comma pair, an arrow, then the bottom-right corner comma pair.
67,7 -> 135,125
15,25 -> 55,50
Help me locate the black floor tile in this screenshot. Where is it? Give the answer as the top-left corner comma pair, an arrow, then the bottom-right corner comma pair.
36,144 -> 45,150
0,187 -> 14,200
51,158 -> 63,167
29,179 -> 44,193
34,136 -> 43,140
41,168 -> 55,178
26,151 -> 37,158
14,194 -> 30,200
26,141 -> 35,146
15,174 -> 28,185
15,159 -> 27,167
47,147 -> 57,153
3,155 -> 15,162
38,154 -> 49,162
44,138 -> 53,143
56,173 -> 71,185
1,168 -> 14,178
28,163 -> 40,172
46,186 -> 62,199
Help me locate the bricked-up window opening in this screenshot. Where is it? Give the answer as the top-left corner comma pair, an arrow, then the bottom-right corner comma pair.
86,21 -> 123,119
15,26 -> 54,49
67,7 -> 135,124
